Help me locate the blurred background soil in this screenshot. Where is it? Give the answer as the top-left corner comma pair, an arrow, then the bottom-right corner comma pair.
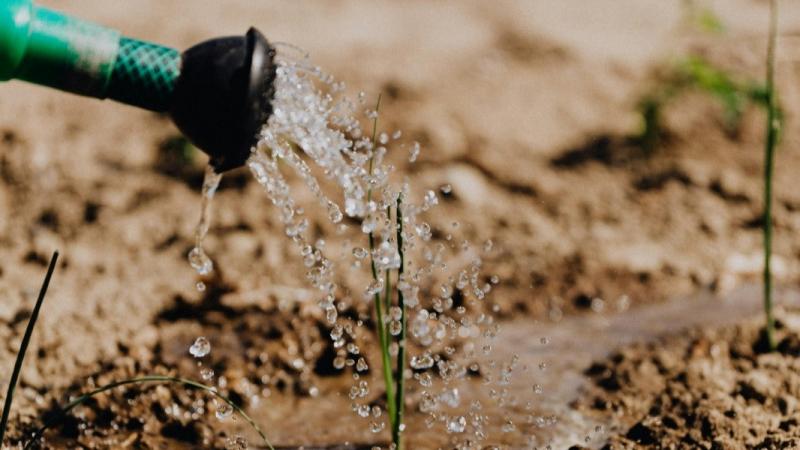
2,0 -> 800,448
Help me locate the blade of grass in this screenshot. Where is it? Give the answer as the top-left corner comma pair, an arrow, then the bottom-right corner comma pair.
763,0 -> 779,351
23,375 -> 274,450
392,196 -> 406,449
0,251 -> 59,446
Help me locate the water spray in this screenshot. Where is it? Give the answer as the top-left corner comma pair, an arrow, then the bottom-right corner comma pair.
0,0 -> 276,171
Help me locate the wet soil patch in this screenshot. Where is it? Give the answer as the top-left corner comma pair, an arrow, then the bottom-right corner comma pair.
575,311 -> 800,449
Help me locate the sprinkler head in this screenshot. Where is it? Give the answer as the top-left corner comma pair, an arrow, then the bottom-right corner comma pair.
171,28 -> 277,172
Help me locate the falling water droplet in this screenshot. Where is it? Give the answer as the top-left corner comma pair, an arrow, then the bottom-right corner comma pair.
440,388 -> 460,408
447,416 -> 466,433
189,337 -> 211,358
225,436 -> 248,450
216,403 -> 233,420
200,367 -> 214,381
410,353 -> 434,369
188,247 -> 213,276
188,165 -> 222,278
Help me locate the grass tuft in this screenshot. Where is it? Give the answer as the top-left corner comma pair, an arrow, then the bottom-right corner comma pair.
365,94 -> 408,448
366,94 -> 398,429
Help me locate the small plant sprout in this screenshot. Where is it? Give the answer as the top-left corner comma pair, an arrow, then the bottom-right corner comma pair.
364,94 -> 409,447
762,0 -> 780,351
637,56 -> 770,153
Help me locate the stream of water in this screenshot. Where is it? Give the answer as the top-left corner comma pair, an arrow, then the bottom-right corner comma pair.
185,47 -> 517,449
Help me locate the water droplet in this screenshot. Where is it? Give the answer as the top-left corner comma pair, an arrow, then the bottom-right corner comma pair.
189,337 -> 211,358
325,306 -> 338,324
216,403 -> 233,420
417,372 -> 432,387
327,202 -> 343,223
410,353 -> 434,369
415,222 -> 432,241
373,241 -> 401,271
225,435 -> 247,450
188,247 -> 213,276
370,421 -> 385,433
423,190 -> 438,209
201,367 -> 214,381
365,278 -> 384,297
440,388 -> 460,408
333,356 -> 346,369
389,306 -> 403,321
409,142 -> 421,162
447,416 -> 466,433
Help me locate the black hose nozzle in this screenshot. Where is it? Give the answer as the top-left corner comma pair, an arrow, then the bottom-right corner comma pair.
171,28 -> 276,172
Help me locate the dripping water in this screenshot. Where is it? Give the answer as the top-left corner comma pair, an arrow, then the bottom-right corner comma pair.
188,165 -> 222,291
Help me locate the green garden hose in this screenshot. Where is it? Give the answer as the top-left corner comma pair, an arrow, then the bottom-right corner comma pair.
0,0 -> 276,171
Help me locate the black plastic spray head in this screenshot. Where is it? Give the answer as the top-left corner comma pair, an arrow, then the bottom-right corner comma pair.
171,28 -> 276,172
0,1 -> 277,172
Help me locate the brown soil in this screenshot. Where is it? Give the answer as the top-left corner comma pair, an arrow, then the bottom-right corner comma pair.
575,310 -> 800,450
2,0 -> 800,448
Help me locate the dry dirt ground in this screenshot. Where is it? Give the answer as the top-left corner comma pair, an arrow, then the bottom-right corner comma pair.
2,0 -> 800,448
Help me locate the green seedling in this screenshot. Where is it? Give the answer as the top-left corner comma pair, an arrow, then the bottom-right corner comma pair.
637,55 -> 771,152
762,0 -> 780,351
365,94 -> 408,449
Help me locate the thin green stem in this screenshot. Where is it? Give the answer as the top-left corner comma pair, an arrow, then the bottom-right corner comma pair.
23,375 -> 273,450
763,0 -> 779,351
365,94 -> 397,425
392,196 -> 406,449
0,251 -> 58,447
383,205 -> 394,317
